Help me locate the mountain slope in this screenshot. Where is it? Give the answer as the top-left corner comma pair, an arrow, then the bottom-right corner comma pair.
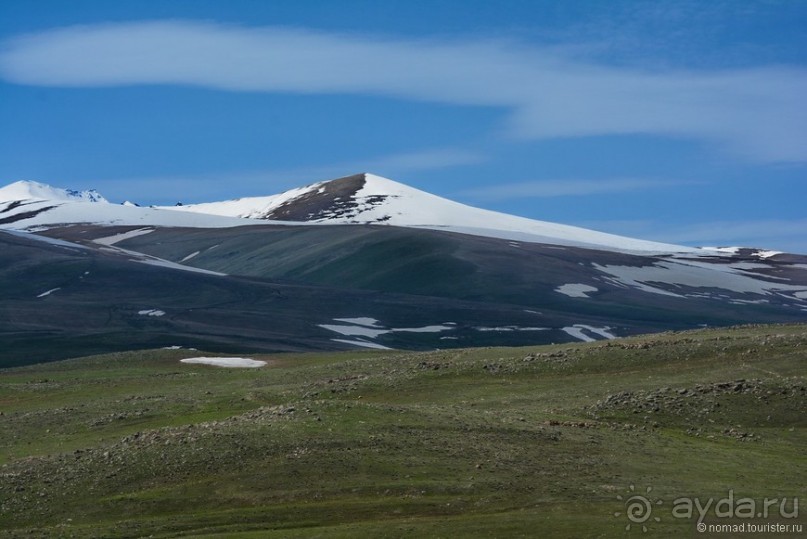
106,223 -> 807,322
1,175 -> 805,362
158,173 -> 695,253
0,192 -> 278,231
3,229 -> 634,366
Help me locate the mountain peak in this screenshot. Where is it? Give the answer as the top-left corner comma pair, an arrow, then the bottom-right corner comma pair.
0,180 -> 108,204
264,172 -> 446,223
152,172 -> 694,252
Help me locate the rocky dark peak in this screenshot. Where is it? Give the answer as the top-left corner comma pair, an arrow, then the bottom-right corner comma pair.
260,173 -> 381,222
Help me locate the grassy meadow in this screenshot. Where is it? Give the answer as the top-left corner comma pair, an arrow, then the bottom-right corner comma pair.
0,324 -> 805,537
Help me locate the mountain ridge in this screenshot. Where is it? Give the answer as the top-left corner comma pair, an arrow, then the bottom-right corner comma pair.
0,180 -> 108,204
0,173 -> 746,255
156,173 -> 698,254
1,169 -> 806,361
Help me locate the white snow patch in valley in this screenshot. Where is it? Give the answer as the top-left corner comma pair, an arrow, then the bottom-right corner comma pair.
180,357 -> 266,368
36,287 -> 60,298
138,309 -> 165,317
594,260 -> 807,298
333,317 -> 383,327
93,227 -> 154,245
390,324 -> 456,333
562,324 -> 617,342
556,283 -> 598,298
332,339 -> 393,350
592,263 -> 685,297
180,250 -> 201,262
318,324 -> 390,338
320,318 -> 457,340
318,319 -> 462,351
321,317 -> 556,343
794,291 -> 807,299
138,258 -> 227,276
475,326 -> 549,332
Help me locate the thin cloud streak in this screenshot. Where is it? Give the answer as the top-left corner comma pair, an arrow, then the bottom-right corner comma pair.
461,178 -> 694,200
1,21 -> 805,162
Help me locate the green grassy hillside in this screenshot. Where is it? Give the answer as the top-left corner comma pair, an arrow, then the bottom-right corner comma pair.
1,324 -> 805,537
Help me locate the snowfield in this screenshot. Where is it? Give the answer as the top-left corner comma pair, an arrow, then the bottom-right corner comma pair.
3,176 -> 806,314
1,176 -> 793,260
36,288 -> 60,298
180,357 -> 267,368
93,228 -> 155,245
0,180 -> 107,203
154,174 -> 699,254
562,325 -> 617,342
556,283 -> 598,298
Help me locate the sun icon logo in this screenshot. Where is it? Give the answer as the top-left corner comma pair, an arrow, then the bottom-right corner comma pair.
614,485 -> 663,532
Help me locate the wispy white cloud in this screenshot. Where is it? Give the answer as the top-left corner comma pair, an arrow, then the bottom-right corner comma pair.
460,178 -> 694,200
1,21 -> 805,163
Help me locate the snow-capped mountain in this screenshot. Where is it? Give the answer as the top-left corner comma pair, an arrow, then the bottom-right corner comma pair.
0,180 -> 108,203
1,174 -> 805,362
0,173 -> 794,257
1,173 -> 692,253
0,181 -> 272,230
158,173 -> 693,254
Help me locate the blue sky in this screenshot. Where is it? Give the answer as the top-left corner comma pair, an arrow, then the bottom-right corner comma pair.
1,0 -> 805,252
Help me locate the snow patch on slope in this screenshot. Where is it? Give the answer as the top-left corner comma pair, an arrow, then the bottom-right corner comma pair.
594,260 -> 807,298
331,339 -> 393,350
36,288 -> 61,298
93,228 -> 154,245
556,283 -> 598,298
318,320 -> 456,339
180,357 -> 266,368
562,325 -> 617,342
333,317 -> 383,327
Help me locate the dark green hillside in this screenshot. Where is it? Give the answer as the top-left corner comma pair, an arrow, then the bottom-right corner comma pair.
0,324 -> 804,537
105,224 -> 807,327
5,230 -> 675,367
